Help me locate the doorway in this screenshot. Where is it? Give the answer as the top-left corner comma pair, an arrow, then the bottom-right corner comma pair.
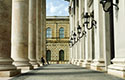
46,50 -> 51,61
59,50 -> 64,61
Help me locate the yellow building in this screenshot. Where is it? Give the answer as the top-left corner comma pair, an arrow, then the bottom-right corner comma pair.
46,16 -> 70,64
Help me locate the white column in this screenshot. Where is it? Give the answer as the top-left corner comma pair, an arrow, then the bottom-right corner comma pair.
74,44 -> 78,65
41,0 -> 46,60
74,0 -> 78,65
91,0 -> 105,71
0,0 -> 20,77
36,0 -> 42,65
12,0 -> 33,70
82,0 -> 91,68
78,0 -> 85,66
28,0 -> 39,68
108,0 -> 125,78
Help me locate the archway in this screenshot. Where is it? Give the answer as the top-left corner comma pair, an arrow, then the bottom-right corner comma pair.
59,50 -> 64,61
46,50 -> 51,61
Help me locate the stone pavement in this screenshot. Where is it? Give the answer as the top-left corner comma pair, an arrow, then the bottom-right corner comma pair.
9,64 -> 124,80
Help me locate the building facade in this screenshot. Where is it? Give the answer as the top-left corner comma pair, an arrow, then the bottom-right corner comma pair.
69,0 -> 125,78
46,16 -> 70,64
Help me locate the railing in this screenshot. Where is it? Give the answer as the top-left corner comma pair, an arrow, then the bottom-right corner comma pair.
46,37 -> 70,43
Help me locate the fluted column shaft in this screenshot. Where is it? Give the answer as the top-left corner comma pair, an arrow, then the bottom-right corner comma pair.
0,0 -> 21,77
12,0 -> 32,69
36,0 -> 42,64
41,0 -> 46,59
28,0 -> 38,66
0,0 -> 16,71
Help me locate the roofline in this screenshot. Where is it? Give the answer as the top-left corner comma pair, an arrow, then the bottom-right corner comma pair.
46,16 -> 69,20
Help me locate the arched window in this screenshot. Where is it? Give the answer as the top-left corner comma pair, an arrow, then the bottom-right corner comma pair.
46,50 -> 51,61
59,27 -> 64,38
46,28 -> 52,38
59,50 -> 64,61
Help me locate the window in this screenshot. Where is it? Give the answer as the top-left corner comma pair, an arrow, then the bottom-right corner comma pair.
59,27 -> 64,38
46,27 -> 52,38
46,50 -> 51,61
59,50 -> 64,61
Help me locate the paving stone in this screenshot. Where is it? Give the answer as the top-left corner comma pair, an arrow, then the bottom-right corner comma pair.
10,64 -> 124,80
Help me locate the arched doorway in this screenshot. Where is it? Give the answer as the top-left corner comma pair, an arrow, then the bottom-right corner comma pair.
59,50 -> 64,61
46,50 -> 51,61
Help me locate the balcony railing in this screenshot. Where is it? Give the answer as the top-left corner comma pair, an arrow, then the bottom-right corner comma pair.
46,37 -> 70,43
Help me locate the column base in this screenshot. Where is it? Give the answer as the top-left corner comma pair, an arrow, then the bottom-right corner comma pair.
0,69 -> 21,77
108,58 -> 125,78
91,59 -> 105,71
77,59 -> 84,67
70,59 -> 75,64
73,59 -> 78,65
82,60 -> 91,68
17,66 -> 33,73
32,64 -> 40,69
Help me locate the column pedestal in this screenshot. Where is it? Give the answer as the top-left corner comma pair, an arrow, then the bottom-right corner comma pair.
108,58 -> 125,78
91,59 -> 105,71
82,60 -> 91,68
77,59 -> 84,67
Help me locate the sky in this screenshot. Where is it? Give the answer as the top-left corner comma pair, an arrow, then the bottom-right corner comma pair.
46,0 -> 69,16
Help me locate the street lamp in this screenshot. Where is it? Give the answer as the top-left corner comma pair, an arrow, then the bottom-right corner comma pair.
83,12 -> 97,30
77,25 -> 86,39
100,0 -> 119,12
77,25 -> 82,35
73,32 -> 77,44
69,36 -> 74,47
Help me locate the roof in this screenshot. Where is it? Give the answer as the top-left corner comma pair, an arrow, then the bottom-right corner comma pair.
46,16 -> 69,20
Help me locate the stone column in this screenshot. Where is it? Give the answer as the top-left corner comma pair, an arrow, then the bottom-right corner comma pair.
74,0 -> 78,65
108,0 -> 125,78
36,0 -> 42,65
82,0 -> 91,68
77,40 -> 81,66
82,32 -> 92,68
72,46 -> 75,64
41,0 -> 46,60
28,0 -> 39,68
78,0 -> 85,66
0,0 -> 20,77
91,0 -> 105,71
73,44 -> 78,65
80,37 -> 85,65
11,0 -> 33,70
69,9 -> 73,63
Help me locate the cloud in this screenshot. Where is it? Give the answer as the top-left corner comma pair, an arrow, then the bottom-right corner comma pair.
49,2 -> 57,13
46,0 -> 69,16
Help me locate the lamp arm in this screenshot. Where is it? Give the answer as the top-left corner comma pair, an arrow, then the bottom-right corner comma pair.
102,4 -> 112,12
112,3 -> 119,10
79,31 -> 86,39
92,20 -> 97,28
86,23 -> 93,30
103,3 -> 119,12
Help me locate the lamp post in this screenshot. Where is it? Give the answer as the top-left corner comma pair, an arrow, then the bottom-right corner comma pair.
77,25 -> 86,39
73,32 -> 77,44
83,12 -> 97,30
100,0 -> 119,12
69,36 -> 74,47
